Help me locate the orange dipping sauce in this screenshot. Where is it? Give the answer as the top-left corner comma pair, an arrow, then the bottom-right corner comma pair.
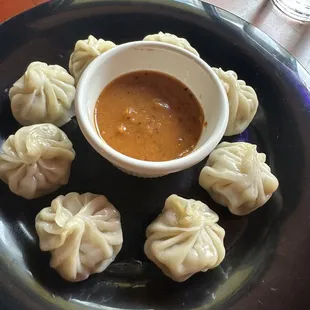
95,71 -> 204,161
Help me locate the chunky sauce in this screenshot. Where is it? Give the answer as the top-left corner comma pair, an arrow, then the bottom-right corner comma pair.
95,71 -> 204,161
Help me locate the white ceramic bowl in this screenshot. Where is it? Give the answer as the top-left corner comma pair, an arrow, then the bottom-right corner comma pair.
75,41 -> 228,177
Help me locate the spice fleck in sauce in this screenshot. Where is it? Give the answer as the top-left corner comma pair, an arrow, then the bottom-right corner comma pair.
95,71 -> 204,161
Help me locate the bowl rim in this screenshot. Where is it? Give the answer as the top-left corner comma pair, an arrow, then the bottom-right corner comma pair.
75,40 -> 229,174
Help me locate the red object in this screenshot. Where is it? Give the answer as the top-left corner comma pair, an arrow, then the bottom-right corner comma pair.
0,0 -> 48,23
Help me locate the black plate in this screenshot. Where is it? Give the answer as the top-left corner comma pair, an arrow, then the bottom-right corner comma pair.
1,0 -> 310,309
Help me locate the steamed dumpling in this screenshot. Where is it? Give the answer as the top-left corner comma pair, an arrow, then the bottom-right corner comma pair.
212,68 -> 258,136
144,194 -> 225,282
69,35 -> 116,83
0,124 -> 75,199
35,192 -> 123,282
9,62 -> 76,127
199,142 -> 279,215
143,32 -> 199,57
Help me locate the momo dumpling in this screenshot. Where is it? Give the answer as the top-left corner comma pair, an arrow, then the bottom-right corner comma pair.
35,192 -> 123,282
199,142 -> 279,216
0,124 -> 75,199
144,194 -> 225,282
212,68 -> 258,136
9,62 -> 76,127
69,35 -> 116,83
143,32 -> 199,57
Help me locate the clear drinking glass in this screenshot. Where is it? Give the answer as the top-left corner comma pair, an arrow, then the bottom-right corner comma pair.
272,0 -> 310,21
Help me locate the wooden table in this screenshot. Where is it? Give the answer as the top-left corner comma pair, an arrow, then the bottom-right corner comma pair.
0,0 -> 309,72
0,0 -> 47,22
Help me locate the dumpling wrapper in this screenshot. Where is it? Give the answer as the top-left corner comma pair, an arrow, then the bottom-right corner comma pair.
143,32 -> 199,57
69,35 -> 116,84
212,68 -> 258,136
9,61 -> 76,127
0,124 -> 75,199
35,192 -> 123,282
144,194 -> 225,282
199,142 -> 279,215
